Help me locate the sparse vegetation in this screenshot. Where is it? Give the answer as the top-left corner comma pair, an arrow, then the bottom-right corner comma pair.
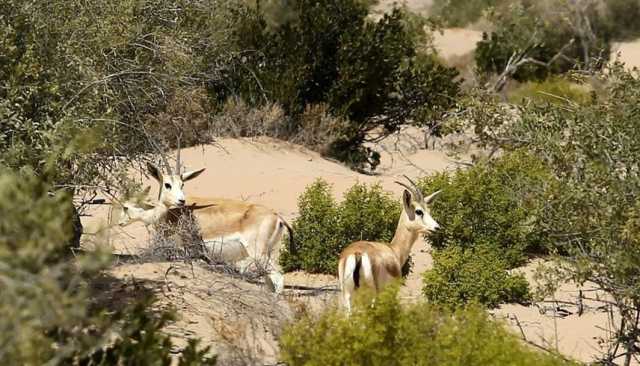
6,0 -> 640,363
506,76 -> 592,105
431,0 -> 506,27
446,63 -> 640,363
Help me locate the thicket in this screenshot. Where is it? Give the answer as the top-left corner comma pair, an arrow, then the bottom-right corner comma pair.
446,63 -> 640,364
280,286 -> 572,366
280,180 -> 401,274
475,1 -> 610,84
419,151 -> 553,267
213,0 -> 460,169
422,245 -> 530,309
506,76 -> 592,105
0,169 -> 215,364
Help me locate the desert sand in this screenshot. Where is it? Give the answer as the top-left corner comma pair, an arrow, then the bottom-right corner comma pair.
81,130 -> 617,364
79,3 -> 640,360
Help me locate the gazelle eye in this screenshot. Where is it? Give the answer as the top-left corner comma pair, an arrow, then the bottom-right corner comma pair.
164,183 -> 172,189
415,209 -> 424,216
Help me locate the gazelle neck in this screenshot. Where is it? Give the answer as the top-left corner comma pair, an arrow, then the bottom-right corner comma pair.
389,213 -> 420,267
137,202 -> 170,225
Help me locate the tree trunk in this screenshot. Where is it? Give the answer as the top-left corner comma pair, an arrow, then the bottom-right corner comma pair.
70,203 -> 82,251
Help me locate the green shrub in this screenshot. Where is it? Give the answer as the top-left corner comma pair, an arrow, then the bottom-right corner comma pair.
281,179 -> 401,274
475,1 -> 610,82
216,1 -> 460,169
442,64 -> 640,362
431,0 -> 506,27
280,286 -> 572,366
507,77 -> 592,105
423,245 -> 530,309
419,150 -> 553,267
601,0 -> 640,41
0,169 -> 215,364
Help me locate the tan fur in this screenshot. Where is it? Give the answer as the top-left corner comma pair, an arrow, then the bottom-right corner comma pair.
167,196 -> 288,259
169,197 -> 277,239
120,184 -> 292,292
338,184 -> 441,311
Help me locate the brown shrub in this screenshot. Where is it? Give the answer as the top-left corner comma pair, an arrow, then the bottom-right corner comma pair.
290,103 -> 347,154
210,98 -> 287,138
144,87 -> 214,147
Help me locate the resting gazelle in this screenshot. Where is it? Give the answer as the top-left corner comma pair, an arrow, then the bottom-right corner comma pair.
338,176 -> 441,312
118,150 -> 293,293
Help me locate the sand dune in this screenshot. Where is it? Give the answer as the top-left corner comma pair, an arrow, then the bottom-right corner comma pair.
80,132 -> 620,363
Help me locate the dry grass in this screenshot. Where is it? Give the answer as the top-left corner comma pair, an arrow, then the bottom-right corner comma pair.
144,87 -> 215,148
210,98 -> 287,139
211,98 -> 345,157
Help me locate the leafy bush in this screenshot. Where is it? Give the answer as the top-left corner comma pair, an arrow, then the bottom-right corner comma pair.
0,169 -> 215,365
475,1 -> 610,83
423,245 -> 530,309
419,151 -> 554,267
445,63 -> 640,362
280,286 -> 572,366
431,0 -> 507,27
281,179 -> 401,274
507,76 -> 592,105
216,1 -> 460,168
601,0 -> 640,41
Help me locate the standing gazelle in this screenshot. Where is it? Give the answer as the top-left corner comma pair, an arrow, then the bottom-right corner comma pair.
118,149 -> 293,293
338,176 -> 441,312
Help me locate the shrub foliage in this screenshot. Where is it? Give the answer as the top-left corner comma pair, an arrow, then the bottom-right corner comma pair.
446,63 -> 640,363
281,179 -> 401,274
280,286 -> 572,366
215,1 -> 460,168
423,245 -> 530,309
419,151 -> 553,267
0,169 -> 215,365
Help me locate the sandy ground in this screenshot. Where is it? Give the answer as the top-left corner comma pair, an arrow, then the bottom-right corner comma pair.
80,130 -> 621,363
81,128 -> 463,363
613,40 -> 640,70
78,7 -> 640,361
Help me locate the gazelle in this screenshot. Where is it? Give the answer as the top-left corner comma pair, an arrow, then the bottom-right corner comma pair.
337,176 -> 441,312
118,150 -> 294,293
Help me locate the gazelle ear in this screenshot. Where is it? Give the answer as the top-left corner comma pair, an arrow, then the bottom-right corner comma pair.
147,162 -> 162,182
403,190 -> 416,220
142,185 -> 151,197
181,168 -> 205,182
424,190 -> 442,205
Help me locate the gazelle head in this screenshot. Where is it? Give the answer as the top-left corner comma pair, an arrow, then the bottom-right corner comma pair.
396,175 -> 441,234
147,144 -> 205,208
147,162 -> 205,208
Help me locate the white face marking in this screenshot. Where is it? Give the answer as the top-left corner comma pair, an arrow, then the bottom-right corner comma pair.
411,202 -> 440,233
148,163 -> 204,209
159,174 -> 186,208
